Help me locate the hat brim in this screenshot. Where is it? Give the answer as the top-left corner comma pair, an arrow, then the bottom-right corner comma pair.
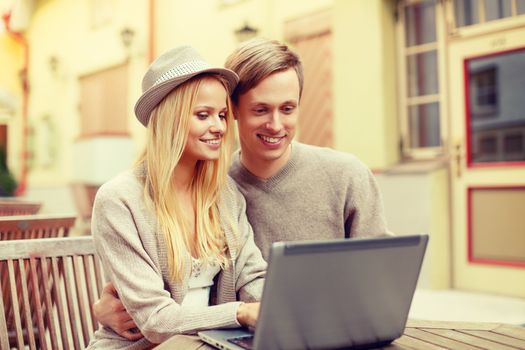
134,68 -> 238,127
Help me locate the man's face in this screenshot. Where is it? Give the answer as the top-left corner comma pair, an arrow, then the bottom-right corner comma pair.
235,68 -> 300,171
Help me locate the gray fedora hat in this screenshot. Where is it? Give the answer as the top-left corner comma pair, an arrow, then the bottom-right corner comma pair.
134,45 -> 239,126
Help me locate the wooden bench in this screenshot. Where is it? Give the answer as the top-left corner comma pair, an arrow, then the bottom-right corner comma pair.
0,200 -> 42,216
0,214 -> 76,240
0,236 -> 105,349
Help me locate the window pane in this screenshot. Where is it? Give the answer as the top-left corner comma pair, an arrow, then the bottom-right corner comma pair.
467,48 -> 525,163
517,0 -> 525,14
409,102 -> 441,148
454,0 -> 480,27
469,66 -> 498,118
407,51 -> 439,97
404,1 -> 436,47
484,0 -> 512,21
504,134 -> 524,154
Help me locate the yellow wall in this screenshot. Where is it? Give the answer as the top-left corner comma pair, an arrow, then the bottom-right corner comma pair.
429,168 -> 451,289
12,0 -> 399,185
333,0 -> 399,169
0,35 -> 23,93
25,0 -> 149,187
0,33 -> 24,177
154,0 -> 396,169
154,0 -> 332,68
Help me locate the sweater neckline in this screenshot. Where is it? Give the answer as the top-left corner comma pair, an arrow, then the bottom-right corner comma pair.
235,142 -> 302,189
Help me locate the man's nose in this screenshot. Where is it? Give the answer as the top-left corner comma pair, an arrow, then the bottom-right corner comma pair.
266,111 -> 283,132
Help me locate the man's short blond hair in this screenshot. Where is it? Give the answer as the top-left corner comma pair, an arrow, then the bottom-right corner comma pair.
225,38 -> 304,104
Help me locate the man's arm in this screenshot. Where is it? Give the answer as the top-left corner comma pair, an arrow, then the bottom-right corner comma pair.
93,282 -> 144,340
343,156 -> 392,238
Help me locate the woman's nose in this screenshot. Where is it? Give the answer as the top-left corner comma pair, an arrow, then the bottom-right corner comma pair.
210,115 -> 226,134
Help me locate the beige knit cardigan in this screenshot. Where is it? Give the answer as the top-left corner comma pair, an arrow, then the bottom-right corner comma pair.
87,168 -> 266,350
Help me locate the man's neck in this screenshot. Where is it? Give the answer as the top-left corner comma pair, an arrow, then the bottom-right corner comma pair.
240,145 -> 292,180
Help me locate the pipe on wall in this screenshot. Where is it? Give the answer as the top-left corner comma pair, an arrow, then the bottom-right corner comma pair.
149,0 -> 155,63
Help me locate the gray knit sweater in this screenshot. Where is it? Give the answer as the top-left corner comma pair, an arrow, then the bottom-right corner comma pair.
87,168 -> 266,349
229,142 -> 390,260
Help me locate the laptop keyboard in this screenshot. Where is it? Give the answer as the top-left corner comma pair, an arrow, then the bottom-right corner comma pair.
228,335 -> 254,349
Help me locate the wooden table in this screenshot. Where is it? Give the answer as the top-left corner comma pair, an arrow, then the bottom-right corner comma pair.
389,319 -> 525,350
156,319 -> 525,349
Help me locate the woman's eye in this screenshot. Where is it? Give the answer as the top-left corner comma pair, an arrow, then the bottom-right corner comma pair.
196,113 -> 208,120
219,112 -> 227,119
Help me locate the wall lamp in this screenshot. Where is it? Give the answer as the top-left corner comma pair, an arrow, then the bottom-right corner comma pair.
234,22 -> 258,42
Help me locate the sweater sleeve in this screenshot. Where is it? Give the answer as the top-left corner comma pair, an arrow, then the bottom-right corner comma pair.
92,183 -> 243,344
229,182 -> 267,302
342,158 -> 393,238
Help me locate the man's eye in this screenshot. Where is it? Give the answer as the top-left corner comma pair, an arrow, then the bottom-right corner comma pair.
253,108 -> 267,115
282,105 -> 295,114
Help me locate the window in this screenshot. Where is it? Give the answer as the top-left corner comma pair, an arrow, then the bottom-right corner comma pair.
397,0 -> 443,158
79,63 -> 129,137
453,0 -> 525,29
479,135 -> 497,155
397,0 -> 525,159
466,47 -> 525,164
504,134 -> 523,153
470,66 -> 498,118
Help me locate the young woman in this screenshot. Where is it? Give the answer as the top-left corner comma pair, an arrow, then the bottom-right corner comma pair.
87,46 -> 266,350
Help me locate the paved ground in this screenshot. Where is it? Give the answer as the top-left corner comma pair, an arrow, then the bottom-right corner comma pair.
409,289 -> 525,325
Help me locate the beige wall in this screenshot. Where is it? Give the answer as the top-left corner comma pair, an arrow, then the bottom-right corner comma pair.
154,0 -> 397,169
3,0 -> 401,190
333,0 -> 399,169
1,0 -> 456,290
0,34 -> 24,177
0,35 -> 23,95
24,0 -> 149,187
154,0 -> 333,71
377,167 -> 451,289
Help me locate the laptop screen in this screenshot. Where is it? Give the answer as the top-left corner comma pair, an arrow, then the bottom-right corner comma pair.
252,235 -> 428,349
199,234 -> 428,350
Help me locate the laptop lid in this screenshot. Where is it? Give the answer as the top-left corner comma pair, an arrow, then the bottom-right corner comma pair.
199,234 -> 428,350
253,234 -> 428,349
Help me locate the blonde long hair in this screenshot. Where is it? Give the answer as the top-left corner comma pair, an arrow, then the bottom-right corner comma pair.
137,75 -> 235,282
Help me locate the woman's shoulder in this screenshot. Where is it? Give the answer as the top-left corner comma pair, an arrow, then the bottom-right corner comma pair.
96,168 -> 144,203
223,175 -> 242,199
219,176 -> 248,219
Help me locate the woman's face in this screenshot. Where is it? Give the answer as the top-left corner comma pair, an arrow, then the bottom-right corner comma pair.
180,78 -> 228,164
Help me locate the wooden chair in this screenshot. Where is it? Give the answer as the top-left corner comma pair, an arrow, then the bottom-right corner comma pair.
71,183 -> 100,235
0,236 -> 105,350
0,200 -> 42,216
0,214 -> 76,240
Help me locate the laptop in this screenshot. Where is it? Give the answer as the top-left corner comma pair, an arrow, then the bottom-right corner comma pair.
199,234 -> 428,350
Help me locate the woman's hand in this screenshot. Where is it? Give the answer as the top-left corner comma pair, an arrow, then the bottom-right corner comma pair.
93,282 -> 144,340
236,302 -> 260,328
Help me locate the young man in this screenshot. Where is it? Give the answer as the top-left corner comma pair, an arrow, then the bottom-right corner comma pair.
94,38 -> 390,340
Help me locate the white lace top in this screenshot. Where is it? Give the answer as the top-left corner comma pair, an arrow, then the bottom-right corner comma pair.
181,257 -> 221,308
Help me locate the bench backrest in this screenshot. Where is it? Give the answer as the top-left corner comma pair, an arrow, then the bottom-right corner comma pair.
0,215 -> 76,240
0,200 -> 42,216
0,236 -> 105,350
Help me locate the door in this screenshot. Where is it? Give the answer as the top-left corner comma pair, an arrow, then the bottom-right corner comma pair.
449,27 -> 525,298
284,10 -> 333,147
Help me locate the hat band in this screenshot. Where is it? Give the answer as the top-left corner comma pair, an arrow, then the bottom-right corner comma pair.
153,60 -> 211,87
